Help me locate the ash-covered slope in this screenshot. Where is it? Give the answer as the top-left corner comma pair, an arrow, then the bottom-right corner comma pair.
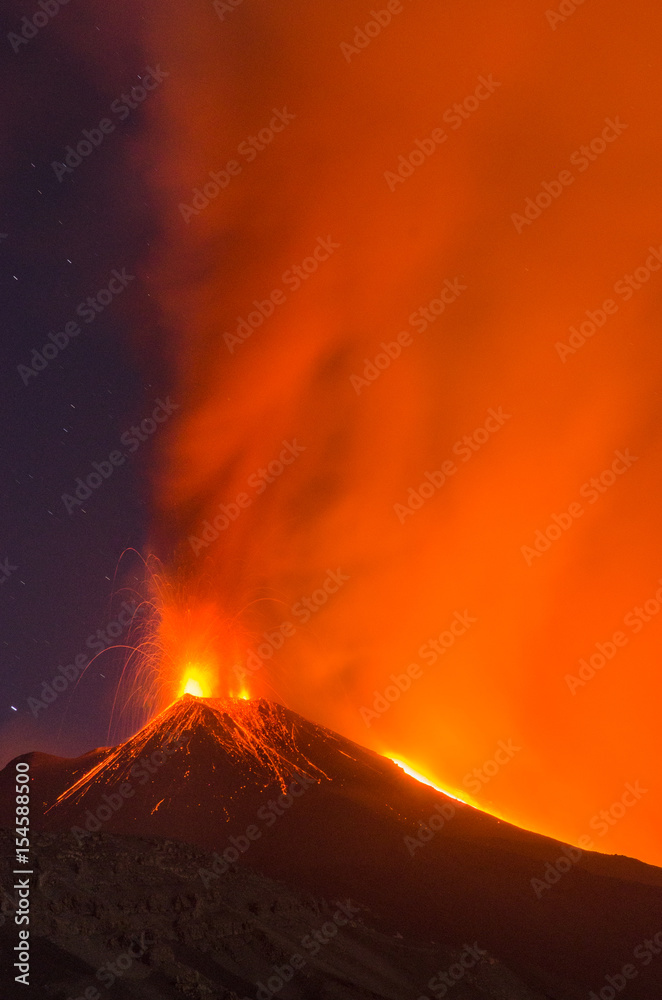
0,828 -> 549,1000
2,695 -> 662,999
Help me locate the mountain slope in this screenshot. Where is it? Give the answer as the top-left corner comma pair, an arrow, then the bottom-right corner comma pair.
2,695 -> 662,999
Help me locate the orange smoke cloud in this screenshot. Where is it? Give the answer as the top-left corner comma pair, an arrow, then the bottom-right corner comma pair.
137,1 -> 662,866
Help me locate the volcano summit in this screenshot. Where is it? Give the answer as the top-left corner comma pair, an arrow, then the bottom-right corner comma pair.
2,696 -> 662,999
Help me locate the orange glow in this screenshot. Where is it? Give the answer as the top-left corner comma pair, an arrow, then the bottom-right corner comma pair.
180,673 -> 207,699
147,571 -> 248,706
53,695 -> 328,809
391,758 -> 468,805
137,0 -> 662,868
228,678 -> 251,701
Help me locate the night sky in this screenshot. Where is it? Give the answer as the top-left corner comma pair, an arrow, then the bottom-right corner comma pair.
1,1 -> 161,758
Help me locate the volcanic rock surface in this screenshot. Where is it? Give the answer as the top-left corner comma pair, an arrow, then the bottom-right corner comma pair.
2,695 -> 662,998
0,828 -> 550,1000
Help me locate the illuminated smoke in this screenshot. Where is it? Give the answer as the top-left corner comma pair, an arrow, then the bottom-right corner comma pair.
135,1 -> 662,866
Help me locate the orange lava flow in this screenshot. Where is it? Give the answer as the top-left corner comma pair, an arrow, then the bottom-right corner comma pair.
52,695 -> 329,811
390,758 -> 470,806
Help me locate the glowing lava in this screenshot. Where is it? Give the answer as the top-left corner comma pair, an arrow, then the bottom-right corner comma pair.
391,757 -> 469,804
138,564 -> 249,705
52,695 -> 329,809
178,663 -> 214,699
182,677 -> 205,698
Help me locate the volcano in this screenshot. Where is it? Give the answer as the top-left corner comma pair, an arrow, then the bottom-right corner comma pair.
2,696 -> 662,999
